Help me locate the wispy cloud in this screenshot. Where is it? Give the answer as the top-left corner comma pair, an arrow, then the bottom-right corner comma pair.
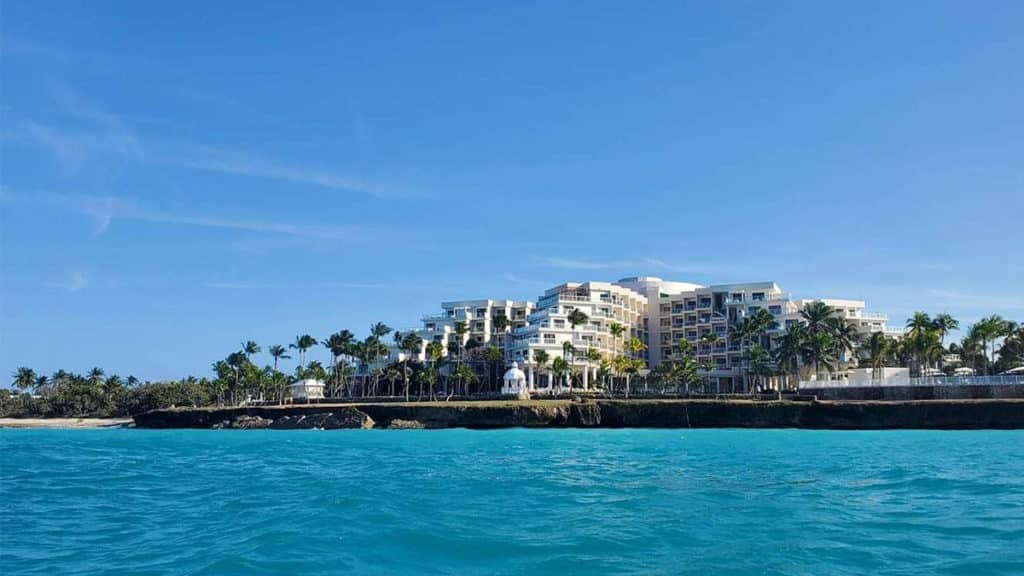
5,84 -> 144,172
502,273 -> 553,287
205,280 -> 396,290
538,255 -> 715,275
166,146 -> 395,198
924,289 -> 1024,312
45,271 -> 88,292
538,257 -> 630,270
641,257 -> 714,275
6,190 -> 373,241
8,85 -> 401,198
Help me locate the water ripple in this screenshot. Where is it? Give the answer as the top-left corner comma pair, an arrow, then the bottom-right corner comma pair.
2,429 -> 1023,575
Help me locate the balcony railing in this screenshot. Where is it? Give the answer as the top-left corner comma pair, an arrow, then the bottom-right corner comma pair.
799,375 -> 1024,389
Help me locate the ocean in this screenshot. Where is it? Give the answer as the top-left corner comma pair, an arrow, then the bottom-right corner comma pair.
1,429 -> 1022,575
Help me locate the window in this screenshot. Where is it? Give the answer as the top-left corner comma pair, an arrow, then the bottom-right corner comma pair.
769,306 -> 781,315
752,292 -> 765,301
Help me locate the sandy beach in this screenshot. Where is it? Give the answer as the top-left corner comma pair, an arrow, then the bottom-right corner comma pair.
0,418 -> 133,429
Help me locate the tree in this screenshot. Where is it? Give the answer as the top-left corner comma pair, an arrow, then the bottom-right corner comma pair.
861,332 -> 889,380
492,314 -> 510,348
242,340 -> 261,358
452,363 -> 477,398
484,345 -> 504,393
805,331 -> 836,380
425,341 -> 445,400
773,323 -> 808,391
551,357 -> 570,391
225,351 -> 248,405
12,367 -> 36,394
625,337 -> 647,393
88,367 -> 105,387
932,313 -> 959,347
566,308 -> 589,388
399,332 -> 423,400
675,339 -> 700,395
826,316 -> 860,372
323,331 -> 354,398
995,324 -> 1024,373
533,350 -> 550,390
744,344 -> 772,392
269,345 -> 291,372
290,334 -> 317,371
801,301 -> 835,335
609,322 -> 625,359
970,315 -> 1011,375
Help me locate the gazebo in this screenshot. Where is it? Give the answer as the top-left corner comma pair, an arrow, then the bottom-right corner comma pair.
501,362 -> 529,398
289,379 -> 325,403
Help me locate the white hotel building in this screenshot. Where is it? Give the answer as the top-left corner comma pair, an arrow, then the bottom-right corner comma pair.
393,276 -> 894,392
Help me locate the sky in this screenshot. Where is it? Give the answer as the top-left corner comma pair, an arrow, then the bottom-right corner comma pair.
1,1 -> 1022,382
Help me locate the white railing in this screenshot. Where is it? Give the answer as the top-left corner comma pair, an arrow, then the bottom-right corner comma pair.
799,375 -> 1024,389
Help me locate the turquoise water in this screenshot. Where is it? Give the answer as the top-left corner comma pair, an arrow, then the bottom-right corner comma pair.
2,430 -> 1023,575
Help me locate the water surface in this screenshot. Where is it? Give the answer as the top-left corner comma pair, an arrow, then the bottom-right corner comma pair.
2,429 -> 1022,575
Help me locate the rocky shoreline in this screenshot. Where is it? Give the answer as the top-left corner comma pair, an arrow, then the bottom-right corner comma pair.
132,399 -> 1024,430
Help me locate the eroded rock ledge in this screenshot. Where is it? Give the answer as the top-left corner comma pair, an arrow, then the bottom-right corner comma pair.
133,399 -> 1024,430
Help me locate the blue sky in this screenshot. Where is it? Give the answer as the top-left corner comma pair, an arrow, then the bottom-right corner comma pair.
2,1 -> 1022,381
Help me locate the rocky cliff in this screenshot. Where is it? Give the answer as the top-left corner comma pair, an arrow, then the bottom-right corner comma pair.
132,399 -> 1024,430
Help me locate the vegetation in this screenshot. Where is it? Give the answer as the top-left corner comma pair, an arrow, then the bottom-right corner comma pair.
6,307 -> 1022,419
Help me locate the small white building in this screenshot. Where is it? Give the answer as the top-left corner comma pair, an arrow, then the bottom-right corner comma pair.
289,379 -> 325,402
501,362 -> 529,398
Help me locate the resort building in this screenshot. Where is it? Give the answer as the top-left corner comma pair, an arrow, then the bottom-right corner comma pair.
392,276 -> 894,393
386,299 -> 535,363
654,284 -> 892,391
506,280 -> 651,390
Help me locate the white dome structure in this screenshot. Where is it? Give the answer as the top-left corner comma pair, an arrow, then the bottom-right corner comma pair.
502,362 -> 529,398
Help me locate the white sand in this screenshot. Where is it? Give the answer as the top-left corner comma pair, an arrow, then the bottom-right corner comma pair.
0,418 -> 133,429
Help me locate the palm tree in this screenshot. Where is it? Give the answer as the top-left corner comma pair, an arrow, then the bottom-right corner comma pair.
425,340 -> 445,400
88,367 -> 105,387
805,331 -> 836,380
551,357 -> 570,391
492,314 -> 510,348
744,344 -> 772,392
826,316 -> 860,372
622,334 -> 647,391
242,340 -> 261,358
566,308 -> 589,387
562,341 -> 575,389
533,349 -> 550,390
773,323 -> 807,391
675,339 -> 700,395
268,345 -> 291,371
399,332 -> 423,400
800,301 -> 835,335
290,334 -> 317,371
609,322 -> 625,360
484,345 -> 504,393
323,332 -> 351,398
861,331 -> 889,380
12,367 -> 36,393
971,315 -> 1011,375
225,351 -> 247,405
932,313 -> 959,347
